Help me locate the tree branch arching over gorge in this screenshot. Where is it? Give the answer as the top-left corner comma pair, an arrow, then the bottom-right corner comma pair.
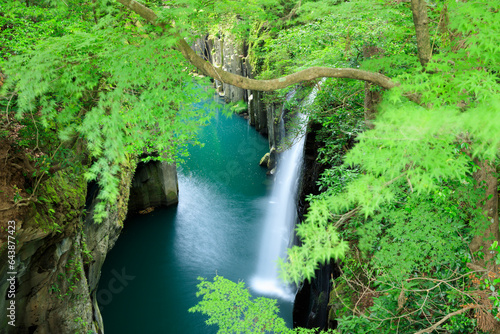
116,0 -> 399,92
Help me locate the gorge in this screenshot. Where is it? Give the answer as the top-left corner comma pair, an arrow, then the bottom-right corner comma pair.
1,1 -> 498,333
98,94 -> 297,332
0,30 -> 332,333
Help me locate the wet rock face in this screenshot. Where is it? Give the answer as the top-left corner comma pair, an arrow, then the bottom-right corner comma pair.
0,168 -> 92,334
83,180 -> 128,332
293,262 -> 338,330
128,160 -> 179,213
0,160 -> 135,334
293,122 -> 338,331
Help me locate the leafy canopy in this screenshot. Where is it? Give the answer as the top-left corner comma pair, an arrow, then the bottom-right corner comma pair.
1,0 -> 217,221
280,0 -> 500,285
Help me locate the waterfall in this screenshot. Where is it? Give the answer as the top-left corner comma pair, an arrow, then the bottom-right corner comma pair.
251,82 -> 324,301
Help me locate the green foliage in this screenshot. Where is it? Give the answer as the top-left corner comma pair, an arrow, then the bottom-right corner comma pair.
64,251 -> 83,293
332,253 -> 482,333
279,223 -> 349,284
282,0 -> 500,284
2,0 -> 500,332
0,0 -> 94,64
189,275 -> 291,334
310,79 -> 365,166
399,1 -> 500,160
1,3 -> 218,221
253,0 -> 416,81
190,275 -> 338,334
228,100 -> 248,114
12,185 -> 22,203
358,179 -> 483,280
268,2 -> 500,333
155,0 -> 281,41
308,165 -> 360,202
341,103 -> 471,215
80,231 -> 93,264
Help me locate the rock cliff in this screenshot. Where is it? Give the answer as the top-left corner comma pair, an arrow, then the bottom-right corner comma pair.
128,160 -> 178,213
192,33 -> 283,165
0,143 -> 178,334
0,157 -> 135,334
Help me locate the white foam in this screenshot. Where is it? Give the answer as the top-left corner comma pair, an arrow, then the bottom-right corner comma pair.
250,277 -> 295,302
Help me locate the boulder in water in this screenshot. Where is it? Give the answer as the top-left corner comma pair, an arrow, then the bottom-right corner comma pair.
259,152 -> 270,167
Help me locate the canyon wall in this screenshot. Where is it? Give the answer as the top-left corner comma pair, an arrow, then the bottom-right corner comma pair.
0,152 -> 178,334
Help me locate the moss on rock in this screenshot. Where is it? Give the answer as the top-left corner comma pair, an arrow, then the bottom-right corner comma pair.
27,167 -> 87,233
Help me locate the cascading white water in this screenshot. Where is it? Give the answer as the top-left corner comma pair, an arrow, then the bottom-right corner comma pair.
251,82 -> 324,301
250,130 -> 306,301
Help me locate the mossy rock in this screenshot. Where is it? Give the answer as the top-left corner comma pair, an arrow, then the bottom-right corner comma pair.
328,280 -> 351,321
259,152 -> 270,167
28,167 -> 87,232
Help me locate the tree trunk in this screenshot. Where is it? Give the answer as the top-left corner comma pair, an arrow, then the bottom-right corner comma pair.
470,160 -> 499,267
410,0 -> 432,67
363,83 -> 381,129
362,45 -> 384,129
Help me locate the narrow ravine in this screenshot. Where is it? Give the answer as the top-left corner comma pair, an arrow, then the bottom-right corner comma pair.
97,95 -> 293,333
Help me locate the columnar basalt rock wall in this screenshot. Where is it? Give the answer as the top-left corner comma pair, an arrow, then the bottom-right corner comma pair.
294,122 -> 337,331
194,34 -> 247,104
192,34 -> 281,154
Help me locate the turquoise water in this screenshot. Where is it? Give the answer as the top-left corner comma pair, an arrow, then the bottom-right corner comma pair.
97,97 -> 293,333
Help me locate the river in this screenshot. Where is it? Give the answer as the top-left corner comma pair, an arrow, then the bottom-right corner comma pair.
97,95 -> 294,333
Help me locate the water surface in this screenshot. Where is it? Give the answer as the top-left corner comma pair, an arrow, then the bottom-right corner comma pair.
98,97 -> 293,333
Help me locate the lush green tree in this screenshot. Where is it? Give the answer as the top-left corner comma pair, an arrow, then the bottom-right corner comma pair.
1,0 -> 217,220
189,276 -> 291,334
190,275 -> 337,334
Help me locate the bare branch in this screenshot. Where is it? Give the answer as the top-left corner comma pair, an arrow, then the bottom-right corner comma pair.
279,0 -> 301,22
407,175 -> 413,193
116,0 -> 159,24
333,207 -> 360,228
180,37 -> 398,91
413,304 -> 481,334
5,91 -> 16,125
